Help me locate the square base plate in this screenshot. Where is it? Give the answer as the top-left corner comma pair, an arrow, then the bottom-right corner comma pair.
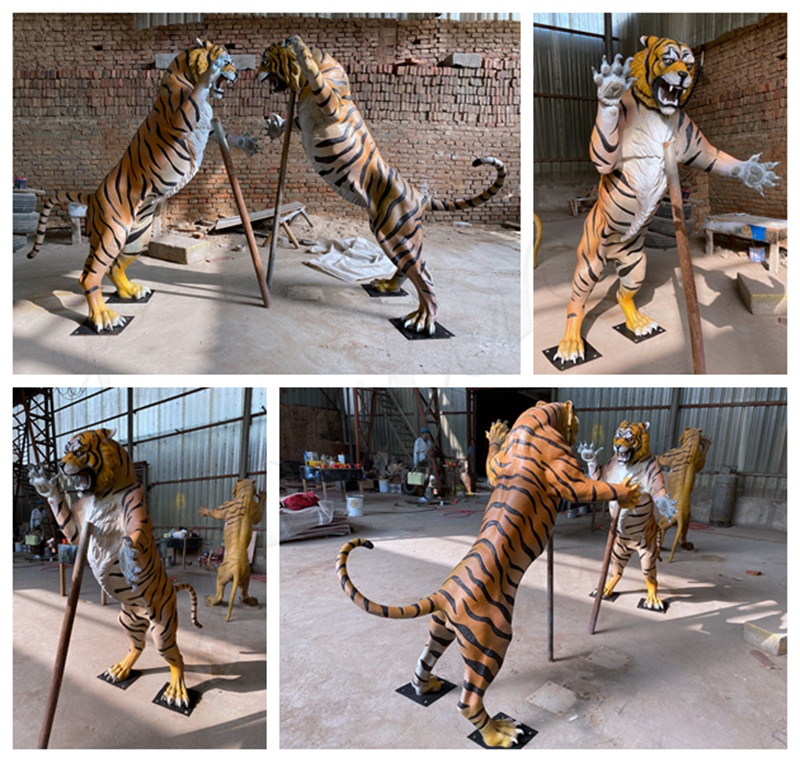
361,283 -> 408,298
467,712 -> 537,749
72,316 -> 133,336
589,590 -> 620,602
543,341 -> 601,370
396,679 -> 456,706
106,289 -> 155,304
152,683 -> 201,716
97,669 -> 142,690
612,322 -> 666,343
390,317 -> 454,340
638,598 -> 669,614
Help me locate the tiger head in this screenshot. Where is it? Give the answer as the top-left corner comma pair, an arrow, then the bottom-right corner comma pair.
630,35 -> 696,115
537,400 -> 580,447
233,478 -> 257,501
185,38 -> 237,100
60,428 -> 130,498
613,421 -> 652,466
256,38 -> 303,93
679,427 -> 703,447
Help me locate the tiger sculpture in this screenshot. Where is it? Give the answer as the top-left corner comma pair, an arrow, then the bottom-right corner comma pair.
555,35 -> 780,363
28,39 -> 251,333
28,428 -> 202,708
198,478 -> 266,622
579,420 -> 676,611
256,35 -> 507,335
657,427 -> 711,562
337,401 -> 640,747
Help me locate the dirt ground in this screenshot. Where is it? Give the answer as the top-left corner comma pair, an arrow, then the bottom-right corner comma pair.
13,213 -> 521,375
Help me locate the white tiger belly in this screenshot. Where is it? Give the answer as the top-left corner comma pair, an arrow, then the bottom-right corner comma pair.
165,103 -> 214,199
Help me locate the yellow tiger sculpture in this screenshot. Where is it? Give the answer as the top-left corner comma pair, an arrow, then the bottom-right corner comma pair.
657,427 -> 711,562
199,479 -> 266,622
257,35 -> 507,335
579,420 -> 676,610
555,35 -> 780,363
337,401 -> 639,747
28,39 -> 254,333
28,428 -> 201,707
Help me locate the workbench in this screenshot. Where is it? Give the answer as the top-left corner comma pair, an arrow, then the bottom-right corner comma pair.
704,213 -> 787,274
300,466 -> 365,501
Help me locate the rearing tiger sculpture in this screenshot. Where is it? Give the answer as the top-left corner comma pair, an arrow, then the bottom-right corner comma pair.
257,35 -> 507,335
555,35 -> 780,364
337,401 -> 639,746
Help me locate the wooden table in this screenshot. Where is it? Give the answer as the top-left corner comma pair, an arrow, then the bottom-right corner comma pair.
300,466 -> 365,501
704,213 -> 787,274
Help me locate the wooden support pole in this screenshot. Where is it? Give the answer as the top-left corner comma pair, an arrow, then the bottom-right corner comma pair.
546,532 -> 554,661
38,520 -> 93,749
268,92 -> 296,288
588,507 -> 617,635
664,140 -> 706,374
213,118 -> 271,309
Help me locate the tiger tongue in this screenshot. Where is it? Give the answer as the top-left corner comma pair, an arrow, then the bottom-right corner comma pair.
659,82 -> 681,105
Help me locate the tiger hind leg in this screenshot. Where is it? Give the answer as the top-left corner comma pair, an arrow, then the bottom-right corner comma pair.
149,592 -> 191,706
639,539 -> 664,610
614,244 -> 658,336
105,604 -> 148,682
456,637 -> 520,747
109,206 -> 156,301
411,613 -> 455,695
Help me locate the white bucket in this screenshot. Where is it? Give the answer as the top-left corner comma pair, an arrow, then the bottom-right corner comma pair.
346,495 -> 364,517
378,479 -> 389,493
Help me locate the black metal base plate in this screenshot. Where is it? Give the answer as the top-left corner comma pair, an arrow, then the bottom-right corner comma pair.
467,713 -> 537,749
152,683 -> 201,716
589,590 -> 620,602
396,679 -> 456,706
390,317 -> 454,340
97,669 -> 142,690
638,598 -> 669,614
613,322 -> 666,343
106,289 -> 155,304
72,316 -> 134,336
543,340 -> 601,370
362,283 -> 408,298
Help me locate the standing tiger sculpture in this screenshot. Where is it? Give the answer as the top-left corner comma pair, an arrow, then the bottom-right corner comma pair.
555,35 -> 780,363
337,401 -> 640,747
28,39 -> 252,333
657,427 -> 711,562
28,428 -> 202,708
198,478 -> 266,622
579,420 -> 676,611
257,35 -> 507,335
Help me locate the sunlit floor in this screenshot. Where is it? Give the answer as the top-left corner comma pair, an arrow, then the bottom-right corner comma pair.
13,556 -> 266,749
279,491 -> 786,749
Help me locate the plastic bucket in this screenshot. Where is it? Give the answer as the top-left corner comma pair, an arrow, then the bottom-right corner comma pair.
347,495 -> 364,517
379,479 -> 389,493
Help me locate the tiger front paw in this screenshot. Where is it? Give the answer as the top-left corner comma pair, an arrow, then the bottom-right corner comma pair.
28,466 -> 58,499
403,306 -> 437,336
89,305 -> 127,333
114,280 -> 151,301
732,153 -> 780,196
486,420 -> 510,447
593,53 -> 634,107
480,716 -> 523,748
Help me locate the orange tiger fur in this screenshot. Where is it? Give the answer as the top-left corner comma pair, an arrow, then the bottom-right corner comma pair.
337,401 -> 639,747
28,428 -> 201,707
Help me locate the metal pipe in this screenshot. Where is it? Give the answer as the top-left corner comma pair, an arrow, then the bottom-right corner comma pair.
268,90 -> 297,287
589,509 -> 618,635
239,388 -> 253,479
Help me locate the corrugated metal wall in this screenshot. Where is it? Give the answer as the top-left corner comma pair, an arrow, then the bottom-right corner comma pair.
29,387 -> 267,548
555,387 -> 786,499
534,13 -> 771,187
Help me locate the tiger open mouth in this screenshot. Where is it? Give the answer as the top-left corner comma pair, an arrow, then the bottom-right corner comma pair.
60,462 -> 97,493
256,70 -> 287,94
212,68 -> 237,99
653,77 -> 687,110
615,446 -> 633,464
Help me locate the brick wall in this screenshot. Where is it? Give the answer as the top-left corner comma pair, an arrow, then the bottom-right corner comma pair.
680,14 -> 786,221
13,13 -> 520,229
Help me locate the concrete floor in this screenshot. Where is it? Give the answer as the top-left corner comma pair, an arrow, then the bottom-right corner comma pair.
533,211 -> 787,375
13,555 -> 266,749
279,491 -> 786,749
13,217 -> 520,375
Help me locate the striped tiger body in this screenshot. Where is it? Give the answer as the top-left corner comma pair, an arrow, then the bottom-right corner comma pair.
582,420 -> 672,610
199,478 -> 266,622
28,428 -> 202,708
657,427 -> 711,562
28,39 -> 238,333
555,35 -> 780,363
257,35 -> 507,335
337,401 -> 639,747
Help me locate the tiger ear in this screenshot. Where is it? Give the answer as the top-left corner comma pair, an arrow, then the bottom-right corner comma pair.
99,428 -> 116,440
643,422 -> 651,432
640,35 -> 656,50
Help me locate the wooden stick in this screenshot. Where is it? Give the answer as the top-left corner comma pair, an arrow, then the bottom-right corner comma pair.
664,140 -> 706,374
268,91 -> 297,288
38,520 -> 92,749
546,532 -> 554,661
588,507 -> 618,635
213,118 -> 271,309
